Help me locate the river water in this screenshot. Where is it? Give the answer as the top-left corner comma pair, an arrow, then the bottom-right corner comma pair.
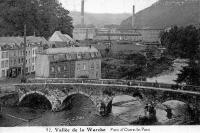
0,95 -> 145,126
147,59 -> 188,84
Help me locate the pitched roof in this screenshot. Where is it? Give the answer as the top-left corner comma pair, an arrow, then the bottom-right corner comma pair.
0,37 -> 23,45
44,46 -> 98,54
0,36 -> 48,45
49,31 -> 74,42
26,36 -> 49,44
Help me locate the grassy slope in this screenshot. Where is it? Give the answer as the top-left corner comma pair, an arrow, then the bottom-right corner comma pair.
120,0 -> 200,29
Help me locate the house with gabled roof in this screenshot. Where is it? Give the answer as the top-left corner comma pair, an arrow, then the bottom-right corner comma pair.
49,31 -> 75,48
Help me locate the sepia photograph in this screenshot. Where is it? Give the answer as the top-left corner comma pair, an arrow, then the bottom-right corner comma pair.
0,0 -> 200,130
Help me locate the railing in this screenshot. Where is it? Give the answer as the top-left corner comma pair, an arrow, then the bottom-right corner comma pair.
25,78 -> 200,92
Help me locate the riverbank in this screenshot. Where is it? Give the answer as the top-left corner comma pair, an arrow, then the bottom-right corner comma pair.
147,59 -> 188,84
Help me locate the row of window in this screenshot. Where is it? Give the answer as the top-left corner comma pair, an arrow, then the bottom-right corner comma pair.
77,62 -> 100,71
26,66 -> 35,72
9,50 -> 23,57
2,52 -> 9,59
9,57 -> 36,66
4,48 -> 37,58
51,65 -> 68,73
51,52 -> 100,61
50,62 -> 100,73
10,58 -> 24,66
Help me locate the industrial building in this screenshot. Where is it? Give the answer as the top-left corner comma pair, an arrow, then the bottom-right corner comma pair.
72,2 -> 163,44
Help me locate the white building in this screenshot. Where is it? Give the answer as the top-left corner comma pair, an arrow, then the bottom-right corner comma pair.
49,31 -> 75,47
0,46 -> 9,78
73,28 -> 96,41
0,36 -> 47,78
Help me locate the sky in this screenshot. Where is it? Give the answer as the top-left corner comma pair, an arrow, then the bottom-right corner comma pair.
59,0 -> 159,14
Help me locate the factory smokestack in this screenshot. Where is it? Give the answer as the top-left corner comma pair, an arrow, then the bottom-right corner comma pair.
81,0 -> 85,27
132,5 -> 135,29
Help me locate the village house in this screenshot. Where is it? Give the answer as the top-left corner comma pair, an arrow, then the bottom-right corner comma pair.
0,44 -> 9,78
36,46 -> 101,79
0,36 -> 48,78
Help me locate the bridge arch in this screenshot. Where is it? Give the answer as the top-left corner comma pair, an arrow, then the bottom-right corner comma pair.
61,91 -> 97,108
18,91 -> 53,109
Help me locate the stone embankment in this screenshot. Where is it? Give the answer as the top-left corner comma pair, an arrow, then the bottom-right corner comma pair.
0,85 -> 18,107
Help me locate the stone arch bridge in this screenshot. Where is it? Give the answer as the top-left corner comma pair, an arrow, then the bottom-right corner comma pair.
14,78 -> 200,115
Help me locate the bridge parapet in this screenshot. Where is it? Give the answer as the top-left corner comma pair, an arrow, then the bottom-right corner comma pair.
27,78 -> 200,92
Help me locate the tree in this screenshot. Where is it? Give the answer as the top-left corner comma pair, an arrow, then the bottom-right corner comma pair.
0,0 -> 73,38
160,25 -> 199,59
176,60 -> 200,86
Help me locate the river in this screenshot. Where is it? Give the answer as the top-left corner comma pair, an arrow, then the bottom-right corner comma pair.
147,59 -> 188,84
0,95 -> 145,126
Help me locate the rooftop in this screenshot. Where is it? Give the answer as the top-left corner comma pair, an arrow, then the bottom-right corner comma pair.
49,31 -> 74,43
44,46 -> 99,55
0,37 -> 23,45
0,36 -> 48,50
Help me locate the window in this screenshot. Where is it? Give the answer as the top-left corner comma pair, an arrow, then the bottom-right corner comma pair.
96,72 -> 99,78
77,53 -> 82,59
32,66 -> 34,71
77,64 -> 80,71
2,70 -> 5,77
5,60 -> 8,67
14,59 -> 16,65
83,63 -> 86,70
91,63 -> 94,70
57,66 -> 61,72
10,60 -> 13,66
64,65 -> 67,71
51,66 -> 55,72
6,52 -> 8,58
96,62 -> 100,69
1,61 -> 4,68
2,52 -> 8,59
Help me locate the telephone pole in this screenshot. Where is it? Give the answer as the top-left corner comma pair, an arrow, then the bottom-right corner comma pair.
21,24 -> 27,83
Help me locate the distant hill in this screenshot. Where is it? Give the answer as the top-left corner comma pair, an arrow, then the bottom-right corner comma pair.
120,0 -> 200,29
69,11 -> 131,27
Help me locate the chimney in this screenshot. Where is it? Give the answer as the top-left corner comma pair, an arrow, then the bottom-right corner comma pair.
81,0 -> 85,27
132,5 -> 135,29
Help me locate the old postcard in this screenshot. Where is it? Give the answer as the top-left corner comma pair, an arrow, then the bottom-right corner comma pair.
0,0 -> 200,133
